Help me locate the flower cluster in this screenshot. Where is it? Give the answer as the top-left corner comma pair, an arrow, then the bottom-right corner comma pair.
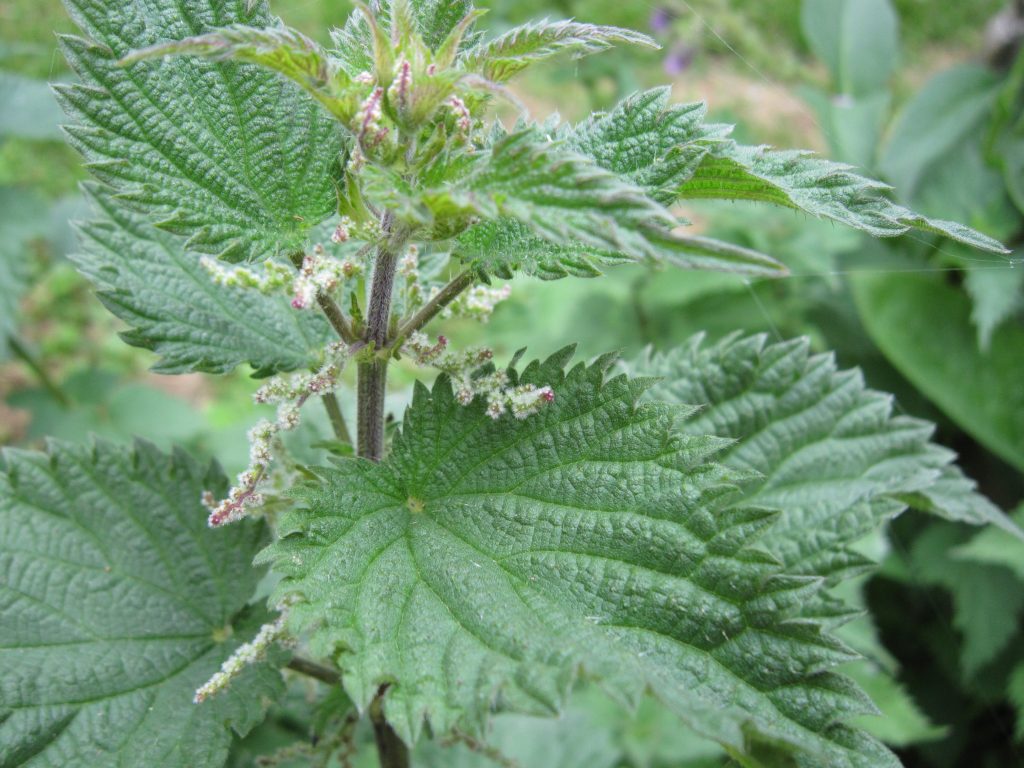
194,609 -> 290,704
443,283 -> 512,323
404,333 -> 554,420
447,95 -> 472,141
201,243 -> 365,312
200,257 -> 294,294
291,244 -> 365,310
203,343 -> 350,527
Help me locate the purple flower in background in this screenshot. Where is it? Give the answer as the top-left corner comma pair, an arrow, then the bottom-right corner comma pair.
650,7 -> 676,34
664,43 -> 695,75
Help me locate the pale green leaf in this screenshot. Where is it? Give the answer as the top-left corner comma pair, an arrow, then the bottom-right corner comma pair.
632,334 -> 1023,583
455,218 -> 781,280
56,0 -> 343,262
564,88 -> 1007,253
384,129 -> 784,276
679,144 -> 1007,253
880,64 -> 1001,199
953,505 -> 1024,581
963,258 -> 1023,350
329,0 -> 478,74
121,23 -> 362,125
413,0 -> 478,51
800,0 -> 900,97
0,438 -> 284,767
852,271 -> 1024,472
261,350 -> 897,768
461,19 -> 658,83
72,184 -> 333,375
907,524 -> 1024,676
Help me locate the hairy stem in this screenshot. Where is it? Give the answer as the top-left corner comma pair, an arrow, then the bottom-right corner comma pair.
289,250 -> 359,344
395,268 -> 475,342
357,214 -> 404,461
286,656 -> 341,686
356,215 -> 411,768
322,392 -> 352,445
317,293 -> 360,345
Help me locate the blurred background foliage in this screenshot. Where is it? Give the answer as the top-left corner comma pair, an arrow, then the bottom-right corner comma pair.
2,0 -> 1024,766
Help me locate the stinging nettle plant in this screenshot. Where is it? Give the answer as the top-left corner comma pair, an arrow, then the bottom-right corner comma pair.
2,1 -> 1022,767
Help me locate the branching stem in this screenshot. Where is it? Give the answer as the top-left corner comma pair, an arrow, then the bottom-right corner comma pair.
321,392 -> 352,445
394,268 -> 476,343
317,293 -> 360,345
357,214 -> 404,461
285,657 -> 341,686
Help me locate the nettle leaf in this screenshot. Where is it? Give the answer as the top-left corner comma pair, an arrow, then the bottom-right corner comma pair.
121,23 -> 362,125
906,523 -> 1024,677
371,129 -> 784,276
72,185 -> 332,375
680,144 -> 1006,252
562,87 -> 729,205
261,350 -> 899,768
56,0 -> 343,262
0,439 -> 284,767
461,19 -> 658,83
632,334 -> 1022,585
330,0 -> 478,74
567,88 -> 1006,254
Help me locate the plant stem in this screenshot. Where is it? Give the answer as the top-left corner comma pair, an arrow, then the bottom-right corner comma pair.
357,214 -> 403,461
286,656 -> 341,685
355,214 -> 411,768
289,250 -> 359,344
317,293 -> 360,345
322,392 -> 352,445
394,268 -> 475,342
370,691 -> 410,768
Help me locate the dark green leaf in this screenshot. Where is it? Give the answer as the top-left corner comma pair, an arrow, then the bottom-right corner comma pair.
852,271 -> 1024,472
261,350 -> 898,767
72,185 -> 333,375
56,0 -> 343,262
0,438 -> 283,767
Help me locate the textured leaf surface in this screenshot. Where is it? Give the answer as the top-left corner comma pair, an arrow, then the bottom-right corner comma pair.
632,334 -> 1022,584
57,0 -> 342,261
563,87 -> 729,204
679,145 -> 1006,252
852,271 -> 1024,472
121,23 -> 362,125
329,0 -> 477,74
0,439 -> 283,767
417,130 -> 784,276
565,88 -> 1006,253
261,350 -> 898,768
462,19 -> 657,83
72,185 -> 332,375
